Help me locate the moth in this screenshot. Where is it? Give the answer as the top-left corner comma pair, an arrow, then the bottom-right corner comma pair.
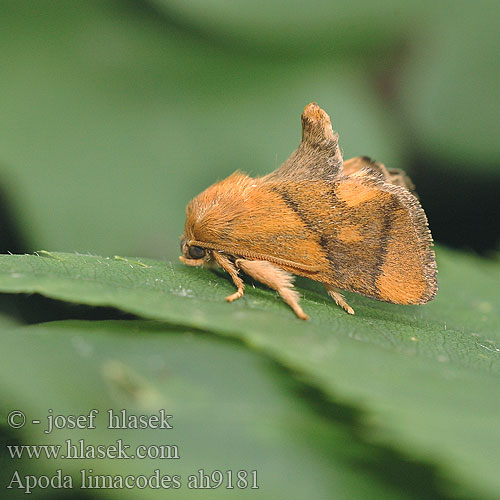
180,103 -> 437,320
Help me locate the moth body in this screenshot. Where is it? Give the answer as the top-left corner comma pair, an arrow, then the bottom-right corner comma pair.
180,103 -> 437,319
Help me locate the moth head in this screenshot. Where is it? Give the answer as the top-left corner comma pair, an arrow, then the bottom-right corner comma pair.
179,236 -> 209,267
179,172 -> 256,267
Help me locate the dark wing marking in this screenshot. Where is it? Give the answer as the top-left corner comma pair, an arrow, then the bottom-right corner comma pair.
325,175 -> 436,303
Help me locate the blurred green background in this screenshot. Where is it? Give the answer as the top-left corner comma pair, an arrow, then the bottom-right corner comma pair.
1,2 -> 499,499
1,0 -> 498,260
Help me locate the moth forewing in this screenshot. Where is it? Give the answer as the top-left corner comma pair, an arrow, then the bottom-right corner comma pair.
326,176 -> 436,304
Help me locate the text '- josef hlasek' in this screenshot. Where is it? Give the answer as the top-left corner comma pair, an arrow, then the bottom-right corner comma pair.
7,408 -> 174,434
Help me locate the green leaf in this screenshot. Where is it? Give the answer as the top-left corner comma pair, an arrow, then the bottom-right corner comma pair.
0,320 -> 411,500
0,248 -> 499,498
0,312 -> 18,330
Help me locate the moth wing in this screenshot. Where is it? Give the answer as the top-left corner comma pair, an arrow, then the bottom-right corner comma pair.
186,102 -> 436,305
269,175 -> 437,304
344,156 -> 416,194
264,102 -> 344,182
184,172 -> 328,273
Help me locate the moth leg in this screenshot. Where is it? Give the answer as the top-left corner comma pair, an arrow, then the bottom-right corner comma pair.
324,284 -> 355,315
211,251 -> 245,302
236,259 -> 309,320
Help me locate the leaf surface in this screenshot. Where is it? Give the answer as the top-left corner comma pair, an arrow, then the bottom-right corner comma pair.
0,320 -> 409,500
0,248 -> 499,498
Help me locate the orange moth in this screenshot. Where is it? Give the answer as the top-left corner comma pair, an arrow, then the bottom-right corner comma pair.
180,103 -> 437,320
